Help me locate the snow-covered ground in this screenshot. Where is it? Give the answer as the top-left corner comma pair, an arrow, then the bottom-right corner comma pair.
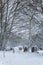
0,51 -> 43,65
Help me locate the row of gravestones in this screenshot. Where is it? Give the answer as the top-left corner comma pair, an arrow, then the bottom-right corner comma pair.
19,46 -> 43,52
5,46 -> 43,53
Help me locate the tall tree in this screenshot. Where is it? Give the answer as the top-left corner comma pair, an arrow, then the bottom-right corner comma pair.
0,0 -> 21,50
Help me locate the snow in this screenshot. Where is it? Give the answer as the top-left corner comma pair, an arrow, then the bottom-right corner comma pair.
0,51 -> 43,65
37,50 -> 43,55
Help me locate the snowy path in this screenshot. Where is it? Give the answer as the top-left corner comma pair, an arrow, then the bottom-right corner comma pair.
0,51 -> 43,65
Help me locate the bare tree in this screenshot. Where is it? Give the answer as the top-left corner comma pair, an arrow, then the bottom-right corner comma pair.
0,0 -> 21,50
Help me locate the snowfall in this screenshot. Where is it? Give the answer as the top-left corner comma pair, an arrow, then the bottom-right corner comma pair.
0,49 -> 43,65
